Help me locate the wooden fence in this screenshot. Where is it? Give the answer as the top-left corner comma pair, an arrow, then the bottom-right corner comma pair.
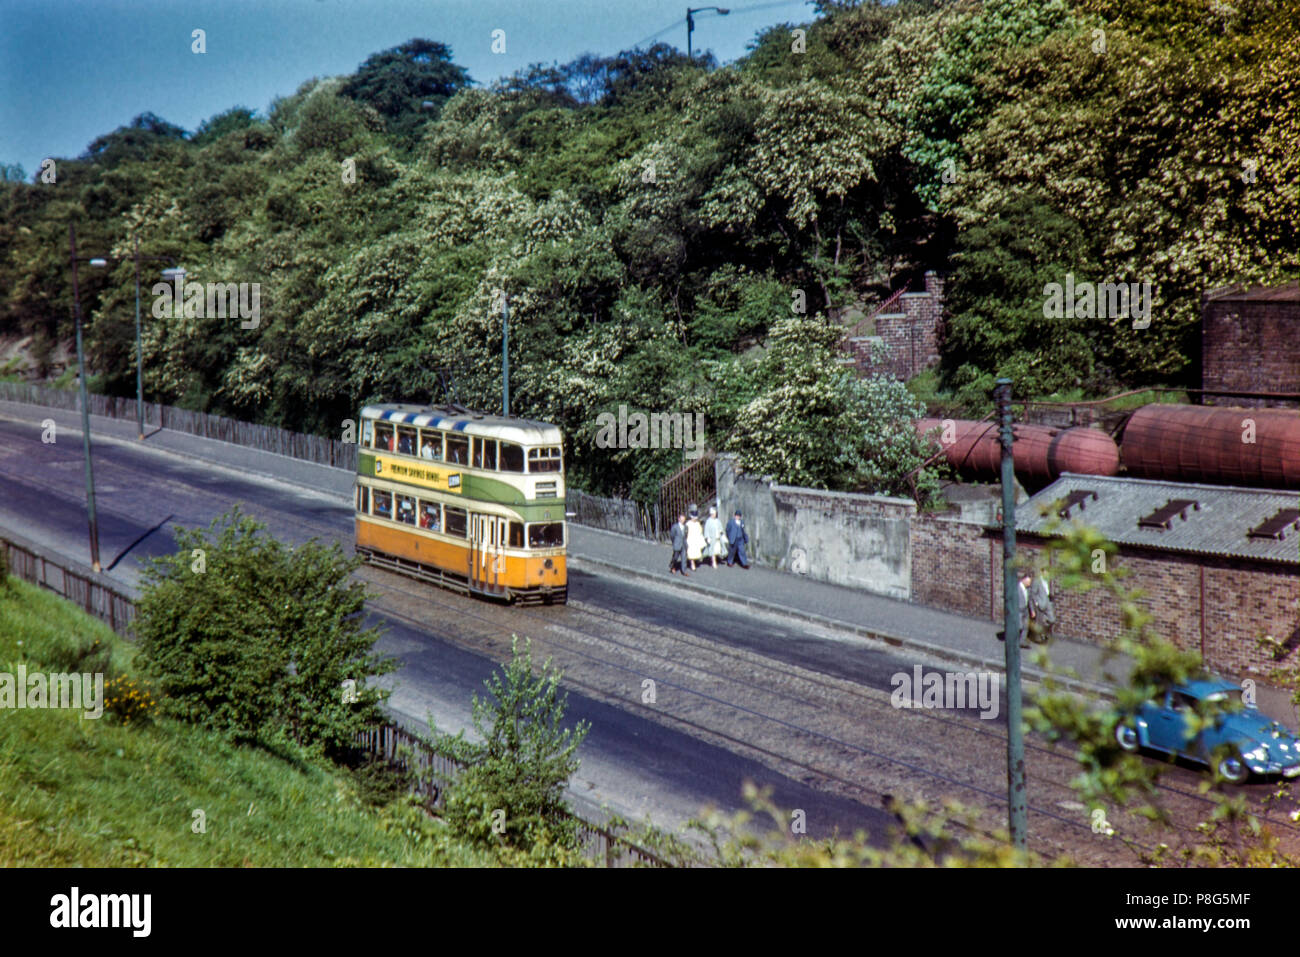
0,381 -> 357,470
1,534 -> 138,636
0,531 -> 669,867
353,721 -> 672,868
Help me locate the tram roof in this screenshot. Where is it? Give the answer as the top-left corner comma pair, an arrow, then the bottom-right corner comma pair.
361,404 -> 563,444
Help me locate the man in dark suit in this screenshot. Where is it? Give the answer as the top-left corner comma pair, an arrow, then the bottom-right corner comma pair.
669,514 -> 689,576
725,510 -> 750,568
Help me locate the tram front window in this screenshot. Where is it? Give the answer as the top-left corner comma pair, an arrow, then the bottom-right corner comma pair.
528,447 -> 562,473
527,522 -> 564,548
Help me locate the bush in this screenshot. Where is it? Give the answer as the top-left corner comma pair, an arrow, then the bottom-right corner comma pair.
433,636 -> 590,853
134,507 -> 395,755
102,674 -> 157,724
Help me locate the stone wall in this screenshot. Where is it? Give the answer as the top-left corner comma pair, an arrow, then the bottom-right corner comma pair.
714,454 -> 914,599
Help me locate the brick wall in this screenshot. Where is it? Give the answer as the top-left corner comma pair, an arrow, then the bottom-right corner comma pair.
846,271 -> 944,381
1202,294 -> 1300,408
912,512 -> 1300,678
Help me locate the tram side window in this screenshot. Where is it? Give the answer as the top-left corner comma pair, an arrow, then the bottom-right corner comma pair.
473,438 -> 497,470
375,423 -> 395,452
528,447 -> 562,473
528,522 -> 564,548
373,490 -> 393,519
444,506 -> 467,538
396,495 -> 416,525
357,485 -> 369,514
397,426 -> 417,456
419,501 -> 441,531
362,420 -> 374,448
508,522 -> 523,548
500,442 -> 524,472
446,434 -> 469,465
419,430 -> 443,461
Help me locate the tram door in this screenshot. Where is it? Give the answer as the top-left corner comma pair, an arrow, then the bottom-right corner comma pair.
470,514 -> 508,593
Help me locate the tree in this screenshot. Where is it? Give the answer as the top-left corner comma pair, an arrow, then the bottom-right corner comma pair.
432,637 -> 590,853
726,315 -> 940,501
340,38 -> 472,144
134,508 -> 395,755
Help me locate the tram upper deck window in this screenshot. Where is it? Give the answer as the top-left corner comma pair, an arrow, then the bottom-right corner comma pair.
528,447 -> 562,473
527,522 -> 564,548
375,423 -> 395,452
396,426 -> 417,456
362,420 -> 374,448
446,434 -> 469,465
419,430 -> 443,461
500,442 -> 524,472
473,437 -> 497,470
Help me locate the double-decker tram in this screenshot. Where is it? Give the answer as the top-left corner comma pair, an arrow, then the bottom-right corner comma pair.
353,403 -> 567,604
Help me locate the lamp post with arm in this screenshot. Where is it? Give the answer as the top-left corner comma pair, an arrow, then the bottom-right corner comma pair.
686,6 -> 729,59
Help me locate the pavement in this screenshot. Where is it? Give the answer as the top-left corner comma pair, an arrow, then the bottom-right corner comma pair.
4,394 -> 1297,725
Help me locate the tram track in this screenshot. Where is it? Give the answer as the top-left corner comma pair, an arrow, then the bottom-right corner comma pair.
362,566 -> 1294,864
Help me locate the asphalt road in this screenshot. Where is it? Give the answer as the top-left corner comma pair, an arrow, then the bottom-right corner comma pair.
0,411 -> 900,844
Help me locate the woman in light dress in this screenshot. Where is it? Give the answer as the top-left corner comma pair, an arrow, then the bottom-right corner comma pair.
685,504 -> 706,571
702,505 -> 724,568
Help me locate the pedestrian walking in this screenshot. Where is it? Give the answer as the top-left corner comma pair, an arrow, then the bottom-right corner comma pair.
668,514 -> 689,577
685,505 -> 705,571
725,510 -> 750,568
703,505 -> 725,569
1029,569 -> 1056,643
1016,570 -> 1033,647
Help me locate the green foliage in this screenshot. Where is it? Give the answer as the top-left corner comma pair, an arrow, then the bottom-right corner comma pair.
727,316 -> 942,501
431,636 -> 589,854
1023,516 -> 1297,864
134,507 -> 395,754
4,7 -> 1297,501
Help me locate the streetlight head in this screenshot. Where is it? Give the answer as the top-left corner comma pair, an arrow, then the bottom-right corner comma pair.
88,258 -> 109,268
718,7 -> 729,13
161,267 -> 186,281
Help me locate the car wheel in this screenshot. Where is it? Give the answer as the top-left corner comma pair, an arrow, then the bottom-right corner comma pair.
1217,754 -> 1249,784
1115,722 -> 1140,752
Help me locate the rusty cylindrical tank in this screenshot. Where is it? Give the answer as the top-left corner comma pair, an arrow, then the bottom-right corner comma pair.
916,418 -> 1120,486
1120,405 -> 1300,489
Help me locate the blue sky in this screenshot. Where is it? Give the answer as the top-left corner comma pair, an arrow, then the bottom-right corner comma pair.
0,0 -> 817,176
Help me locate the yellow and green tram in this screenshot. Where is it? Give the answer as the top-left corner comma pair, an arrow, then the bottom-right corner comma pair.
353,403 -> 567,604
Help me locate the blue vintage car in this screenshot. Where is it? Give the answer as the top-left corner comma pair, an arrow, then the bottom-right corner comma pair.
1113,677 -> 1300,783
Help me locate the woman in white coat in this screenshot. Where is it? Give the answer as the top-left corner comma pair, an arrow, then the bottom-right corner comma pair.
702,505 -> 724,569
685,504 -> 706,571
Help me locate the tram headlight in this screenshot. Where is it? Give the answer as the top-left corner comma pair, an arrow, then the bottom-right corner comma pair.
544,558 -> 554,569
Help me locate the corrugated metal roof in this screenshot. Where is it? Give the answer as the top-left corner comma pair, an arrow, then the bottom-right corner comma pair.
1017,473 -> 1300,565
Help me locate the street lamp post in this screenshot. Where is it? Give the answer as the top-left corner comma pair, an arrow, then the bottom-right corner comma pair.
501,293 -> 509,418
68,223 -> 101,573
686,6 -> 729,59
88,242 -> 182,439
69,226 -> 183,572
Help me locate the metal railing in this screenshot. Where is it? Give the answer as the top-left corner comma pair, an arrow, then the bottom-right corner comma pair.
0,381 -> 357,471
